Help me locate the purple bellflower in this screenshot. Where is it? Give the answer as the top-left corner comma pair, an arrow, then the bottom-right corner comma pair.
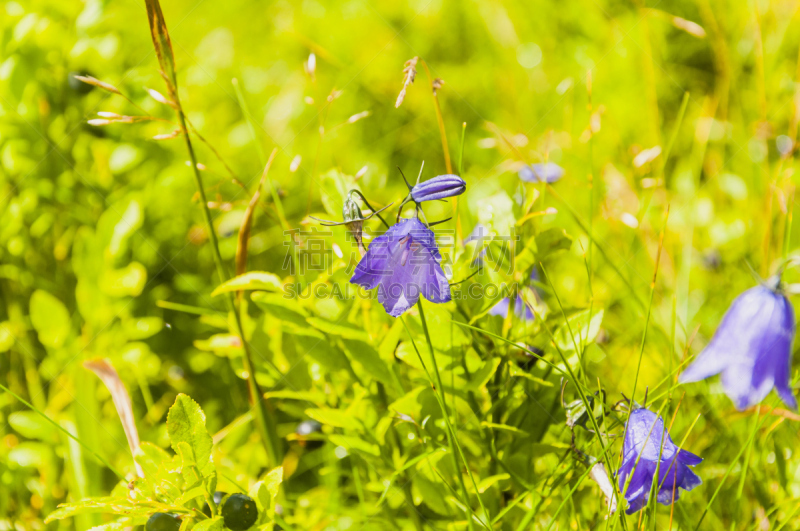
618,408 -> 702,515
489,292 -> 535,322
679,282 -> 796,411
518,162 -> 565,183
350,218 -> 450,317
410,174 -> 466,203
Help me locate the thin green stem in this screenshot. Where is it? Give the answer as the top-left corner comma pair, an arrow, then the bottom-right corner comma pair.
175,105 -> 282,468
401,305 -> 489,530
736,406 -> 761,498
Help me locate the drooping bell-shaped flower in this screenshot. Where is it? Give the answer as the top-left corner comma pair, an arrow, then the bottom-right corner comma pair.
410,174 -> 466,203
350,218 -> 450,317
618,408 -> 702,515
679,282 -> 796,411
518,162 -> 564,183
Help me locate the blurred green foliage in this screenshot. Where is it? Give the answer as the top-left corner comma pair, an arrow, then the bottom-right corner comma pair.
2,0 -> 800,529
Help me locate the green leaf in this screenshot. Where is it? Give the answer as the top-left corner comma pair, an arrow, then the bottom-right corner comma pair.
413,475 -> 449,515
101,262 -> 148,297
44,497 -> 158,522
175,486 -> 206,506
134,442 -> 171,478
305,408 -> 362,430
507,362 -> 554,386
554,309 -> 604,353
193,517 -> 224,531
0,321 -> 15,352
328,434 -> 380,456
29,290 -> 71,348
414,301 -> 469,350
534,227 -> 573,257
122,316 -> 164,340
340,339 -> 395,387
464,358 -> 501,391
250,481 -> 271,512
211,271 -> 282,297
251,292 -> 308,329
9,411 -> 55,440
264,466 -> 283,499
476,473 -> 510,493
193,334 -> 243,357
88,524 -> 126,531
108,200 -> 143,259
306,317 -> 369,341
480,422 -> 529,436
166,394 -> 215,478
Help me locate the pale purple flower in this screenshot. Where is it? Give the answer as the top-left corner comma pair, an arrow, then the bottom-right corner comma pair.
489,293 -> 534,322
618,408 -> 702,515
350,218 -> 450,317
410,174 -> 466,203
679,284 -> 796,410
518,162 -> 564,183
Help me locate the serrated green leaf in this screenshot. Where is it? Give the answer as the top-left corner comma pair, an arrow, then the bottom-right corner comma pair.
167,394 -> 215,478
45,497 -> 166,522
211,271 -> 282,296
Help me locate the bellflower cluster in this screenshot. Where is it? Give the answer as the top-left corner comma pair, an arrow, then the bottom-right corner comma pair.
679,280 -> 797,410
314,167 -> 467,317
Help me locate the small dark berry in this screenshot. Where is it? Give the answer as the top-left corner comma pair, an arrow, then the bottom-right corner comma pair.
145,513 -> 181,531
222,493 -> 259,530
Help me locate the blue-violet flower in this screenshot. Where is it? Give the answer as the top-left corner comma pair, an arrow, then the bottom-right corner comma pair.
350,218 -> 450,317
518,162 -> 564,183
618,408 -> 702,515
679,283 -> 796,410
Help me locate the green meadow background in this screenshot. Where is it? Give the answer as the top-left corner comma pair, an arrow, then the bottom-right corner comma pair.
2,0 -> 800,529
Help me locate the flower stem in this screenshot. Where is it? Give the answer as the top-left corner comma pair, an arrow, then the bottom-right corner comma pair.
419,60 -> 452,174
175,106 -> 282,468
415,300 -> 491,529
